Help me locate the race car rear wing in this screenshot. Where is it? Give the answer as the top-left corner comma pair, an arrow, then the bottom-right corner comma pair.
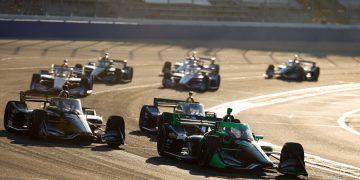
20,90 -> 56,103
153,98 -> 199,107
298,60 -> 316,66
111,59 -> 128,66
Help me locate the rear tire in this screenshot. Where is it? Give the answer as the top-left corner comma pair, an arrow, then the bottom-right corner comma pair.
106,116 -> 126,147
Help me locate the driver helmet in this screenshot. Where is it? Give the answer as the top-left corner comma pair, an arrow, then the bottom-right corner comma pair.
102,52 -> 109,60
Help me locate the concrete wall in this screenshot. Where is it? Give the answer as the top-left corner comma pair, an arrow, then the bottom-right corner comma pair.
1,20 -> 360,42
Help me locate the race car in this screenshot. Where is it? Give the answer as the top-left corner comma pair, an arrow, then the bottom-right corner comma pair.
30,64 -> 93,97
3,91 -> 125,147
138,98 -> 215,132
161,53 -> 220,91
265,56 -> 320,81
84,54 -> 133,84
156,108 -> 308,176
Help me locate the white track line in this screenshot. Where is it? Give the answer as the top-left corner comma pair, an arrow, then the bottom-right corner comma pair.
337,109 -> 360,136
206,83 -> 360,178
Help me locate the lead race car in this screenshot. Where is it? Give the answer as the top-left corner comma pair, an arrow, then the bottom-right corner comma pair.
3,91 -> 125,147
265,55 -> 320,81
30,61 -> 93,97
84,53 -> 133,84
155,106 -> 308,176
161,52 -> 220,91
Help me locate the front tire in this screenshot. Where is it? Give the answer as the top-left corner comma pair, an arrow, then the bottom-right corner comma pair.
280,142 -> 305,166
30,109 -> 47,139
198,140 -> 211,167
266,65 -> 275,79
105,116 -> 126,147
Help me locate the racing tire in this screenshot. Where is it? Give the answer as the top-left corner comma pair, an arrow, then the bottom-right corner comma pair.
4,101 -> 27,131
3,102 -> 12,131
213,64 -> 220,74
105,116 -> 126,147
30,74 -> 40,90
30,109 -> 47,139
265,65 -> 275,79
128,67 -> 134,82
280,142 -> 305,166
297,67 -> 306,82
138,106 -> 148,131
211,75 -> 221,91
113,69 -> 123,84
198,140 -> 211,167
202,75 -> 210,91
162,61 -> 172,74
160,112 -> 172,124
311,67 -> 320,81
157,125 -> 168,156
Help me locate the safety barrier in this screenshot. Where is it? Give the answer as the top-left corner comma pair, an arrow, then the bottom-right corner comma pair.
0,19 -> 359,42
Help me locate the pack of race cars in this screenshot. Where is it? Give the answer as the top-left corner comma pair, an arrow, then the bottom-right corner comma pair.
3,52 -> 313,177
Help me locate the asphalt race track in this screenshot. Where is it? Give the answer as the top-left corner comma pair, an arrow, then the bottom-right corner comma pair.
1,39 -> 360,179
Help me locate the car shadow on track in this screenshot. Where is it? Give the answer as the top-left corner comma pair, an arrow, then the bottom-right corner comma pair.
128,130 -> 157,142
0,130 -> 121,151
146,156 -> 306,179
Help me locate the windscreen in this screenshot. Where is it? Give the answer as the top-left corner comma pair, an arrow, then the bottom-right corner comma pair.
54,67 -> 72,78
50,98 -> 83,114
180,103 -> 205,116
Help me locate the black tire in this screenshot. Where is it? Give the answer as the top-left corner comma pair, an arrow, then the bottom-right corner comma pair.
198,140 -> 211,167
311,67 -> 320,81
3,102 -> 12,131
157,125 -> 167,156
105,116 -> 126,147
266,64 -> 275,79
30,109 -> 47,139
164,71 -> 172,80
213,75 -> 221,91
4,101 -> 27,131
30,74 -> 40,90
202,75 -> 210,91
138,106 -> 147,131
160,112 -> 172,124
280,142 -> 305,166
297,67 -> 306,81
213,64 -> 220,74
113,69 -> 122,84
162,61 -> 172,73
123,66 -> 134,82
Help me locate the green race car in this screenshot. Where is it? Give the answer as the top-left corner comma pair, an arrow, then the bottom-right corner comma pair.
157,108 -> 308,177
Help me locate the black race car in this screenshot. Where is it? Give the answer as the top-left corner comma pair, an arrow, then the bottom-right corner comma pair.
85,54 -> 133,84
156,108 -> 308,176
4,91 -> 125,147
30,64 -> 93,97
265,58 -> 320,81
161,54 -> 220,91
139,98 -> 214,133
